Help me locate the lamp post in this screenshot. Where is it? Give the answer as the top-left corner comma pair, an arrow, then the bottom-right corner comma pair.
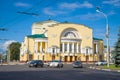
96,8 -> 109,67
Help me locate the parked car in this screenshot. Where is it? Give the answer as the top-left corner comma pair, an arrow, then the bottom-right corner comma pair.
73,61 -> 83,68
29,60 -> 44,68
95,60 -> 107,66
48,60 -> 63,68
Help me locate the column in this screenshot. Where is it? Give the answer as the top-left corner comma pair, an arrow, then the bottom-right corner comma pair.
96,43 -> 98,54
96,42 -> 99,61
62,42 -> 65,53
45,42 -> 48,53
55,47 -> 57,54
67,42 -> 69,53
77,43 -> 79,53
72,43 -> 74,53
35,42 -> 38,53
40,42 -> 43,53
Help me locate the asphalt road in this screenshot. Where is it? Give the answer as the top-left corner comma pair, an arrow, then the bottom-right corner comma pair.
0,64 -> 120,80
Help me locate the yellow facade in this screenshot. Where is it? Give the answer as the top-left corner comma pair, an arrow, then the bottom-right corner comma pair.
20,20 -> 104,62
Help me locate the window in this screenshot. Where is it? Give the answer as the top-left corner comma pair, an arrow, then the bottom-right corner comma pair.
60,44 -> 62,52
69,44 -> 72,52
53,48 -> 55,54
78,44 -> 81,52
86,49 -> 88,54
74,43 -> 76,53
64,32 -> 76,38
65,44 -> 67,52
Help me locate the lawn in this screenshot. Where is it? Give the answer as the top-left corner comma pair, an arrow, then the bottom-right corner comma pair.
102,64 -> 120,70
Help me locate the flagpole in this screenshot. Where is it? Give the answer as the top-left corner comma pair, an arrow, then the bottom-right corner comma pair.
96,9 -> 110,67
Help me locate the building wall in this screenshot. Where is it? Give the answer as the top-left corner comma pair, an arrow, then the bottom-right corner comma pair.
20,21 -> 104,62
47,23 -> 93,48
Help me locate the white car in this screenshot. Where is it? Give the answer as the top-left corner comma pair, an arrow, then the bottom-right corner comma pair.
95,60 -> 107,66
48,60 -> 63,68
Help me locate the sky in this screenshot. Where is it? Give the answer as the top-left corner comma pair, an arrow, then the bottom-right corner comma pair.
0,0 -> 120,52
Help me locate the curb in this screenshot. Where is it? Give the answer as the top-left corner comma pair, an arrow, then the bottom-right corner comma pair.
0,63 -> 26,65
89,66 -> 120,73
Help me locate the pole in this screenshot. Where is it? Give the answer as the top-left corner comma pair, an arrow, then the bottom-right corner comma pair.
0,53 -> 2,65
7,49 -> 10,64
96,9 -> 109,67
106,23 -> 110,67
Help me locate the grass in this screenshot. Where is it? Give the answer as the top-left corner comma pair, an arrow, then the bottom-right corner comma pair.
102,64 -> 120,70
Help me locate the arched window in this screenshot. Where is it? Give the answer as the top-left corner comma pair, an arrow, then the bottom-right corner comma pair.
64,32 -> 76,38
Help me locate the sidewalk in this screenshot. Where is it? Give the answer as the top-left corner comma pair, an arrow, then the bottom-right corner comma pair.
89,66 -> 120,73
0,62 -> 26,65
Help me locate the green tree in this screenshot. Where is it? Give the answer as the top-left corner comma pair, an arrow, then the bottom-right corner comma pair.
8,42 -> 21,61
113,27 -> 120,67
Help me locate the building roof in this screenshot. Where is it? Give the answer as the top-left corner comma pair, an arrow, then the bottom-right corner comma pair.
93,37 -> 103,41
32,20 -> 59,28
27,34 -> 47,38
35,20 -> 59,24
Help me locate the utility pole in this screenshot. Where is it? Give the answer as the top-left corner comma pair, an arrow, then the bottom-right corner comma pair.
7,49 -> 10,64
96,7 -> 110,67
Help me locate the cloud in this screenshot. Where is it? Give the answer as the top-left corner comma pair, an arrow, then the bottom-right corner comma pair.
0,40 -> 17,51
108,11 -> 116,15
74,10 -> 115,21
60,2 -> 79,9
94,29 -> 105,37
14,2 -> 31,7
43,7 -> 66,16
74,13 -> 102,20
103,0 -> 120,7
80,1 -> 93,8
60,1 -> 93,9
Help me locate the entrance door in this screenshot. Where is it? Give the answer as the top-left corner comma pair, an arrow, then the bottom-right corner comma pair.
29,54 -> 33,61
52,55 -> 55,60
65,56 -> 67,62
86,55 -> 89,62
75,56 -> 77,61
70,56 -> 73,62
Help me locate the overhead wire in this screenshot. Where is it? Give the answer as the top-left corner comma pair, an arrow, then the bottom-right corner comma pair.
0,0 -> 59,42
7,0 -> 59,31
0,0 -> 44,28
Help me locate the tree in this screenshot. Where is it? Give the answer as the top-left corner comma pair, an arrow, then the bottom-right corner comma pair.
113,27 -> 120,67
8,42 -> 21,61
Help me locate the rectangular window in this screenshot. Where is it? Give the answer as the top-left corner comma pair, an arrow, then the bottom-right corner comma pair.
65,44 -> 67,52
74,43 -> 76,53
79,44 -> 81,52
53,48 -> 55,54
69,44 -> 72,52
60,44 -> 62,52
86,49 -> 88,54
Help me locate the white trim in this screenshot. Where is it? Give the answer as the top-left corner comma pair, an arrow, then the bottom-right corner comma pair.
72,43 -> 74,53
35,38 -> 48,42
62,42 -> 65,53
61,38 -> 81,42
67,42 -> 70,53
64,53 -> 69,56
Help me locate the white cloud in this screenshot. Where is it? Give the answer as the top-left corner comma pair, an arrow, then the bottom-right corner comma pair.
80,1 -> 93,8
94,29 -> 105,37
74,13 -> 102,20
103,0 -> 120,6
60,3 -> 79,9
75,10 -> 115,21
108,11 -> 116,15
14,2 -> 31,7
0,40 -> 17,51
43,7 -> 66,16
60,1 -> 93,9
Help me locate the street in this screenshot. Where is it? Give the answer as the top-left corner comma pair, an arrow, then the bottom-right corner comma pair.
0,64 -> 120,80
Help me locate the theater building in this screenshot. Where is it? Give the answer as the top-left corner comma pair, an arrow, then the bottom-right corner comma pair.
20,20 -> 104,62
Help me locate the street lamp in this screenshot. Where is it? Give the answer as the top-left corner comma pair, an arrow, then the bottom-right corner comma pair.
96,8 -> 110,67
